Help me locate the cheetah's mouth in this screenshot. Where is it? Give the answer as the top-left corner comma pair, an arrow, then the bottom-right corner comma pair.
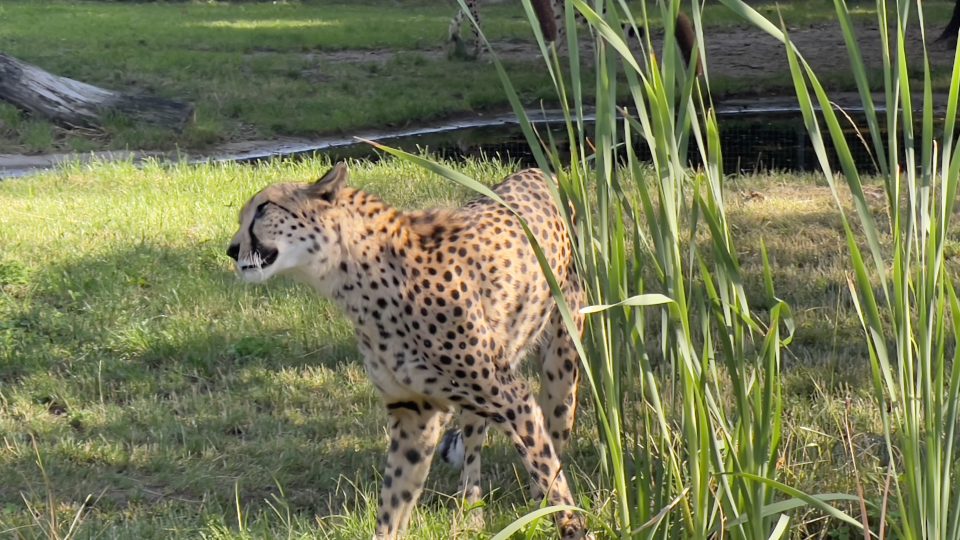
239,247 -> 279,271
237,223 -> 279,272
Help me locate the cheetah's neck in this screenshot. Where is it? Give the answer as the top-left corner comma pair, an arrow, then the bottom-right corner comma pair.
323,188 -> 461,312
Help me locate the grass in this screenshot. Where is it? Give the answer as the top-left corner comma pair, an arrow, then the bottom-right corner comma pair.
0,1 -> 555,154
4,0 -> 958,537
0,0 -> 954,155
768,0 -> 960,534
0,155 -> 942,538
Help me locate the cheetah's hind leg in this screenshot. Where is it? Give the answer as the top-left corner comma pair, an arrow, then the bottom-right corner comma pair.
447,10 -> 468,59
447,0 -> 483,60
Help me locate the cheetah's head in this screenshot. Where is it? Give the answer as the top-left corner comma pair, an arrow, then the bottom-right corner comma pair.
227,163 -> 349,285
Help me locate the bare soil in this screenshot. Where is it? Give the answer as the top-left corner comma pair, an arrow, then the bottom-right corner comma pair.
695,21 -> 956,82
297,19 -> 957,82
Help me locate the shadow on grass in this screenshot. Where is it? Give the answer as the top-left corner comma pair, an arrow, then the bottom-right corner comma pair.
0,242 -> 411,519
0,238 -> 580,535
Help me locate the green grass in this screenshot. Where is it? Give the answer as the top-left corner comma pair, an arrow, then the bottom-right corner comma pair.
0,0 -> 954,155
0,157 -> 556,539
0,0 -> 557,155
0,156 -> 940,538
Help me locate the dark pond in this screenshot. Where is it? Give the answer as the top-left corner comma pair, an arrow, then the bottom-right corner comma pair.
233,106 -> 922,176
2,104 -> 945,179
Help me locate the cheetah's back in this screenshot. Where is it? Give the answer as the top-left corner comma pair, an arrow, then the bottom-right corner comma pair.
455,169 -> 574,367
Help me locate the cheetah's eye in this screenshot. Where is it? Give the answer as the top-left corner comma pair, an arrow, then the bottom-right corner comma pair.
254,202 -> 269,219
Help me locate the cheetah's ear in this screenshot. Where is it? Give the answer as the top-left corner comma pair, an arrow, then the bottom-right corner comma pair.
306,162 -> 348,202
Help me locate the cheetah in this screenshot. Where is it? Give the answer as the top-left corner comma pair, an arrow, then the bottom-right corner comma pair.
449,0 -> 700,75
449,0 -> 558,58
227,163 -> 588,539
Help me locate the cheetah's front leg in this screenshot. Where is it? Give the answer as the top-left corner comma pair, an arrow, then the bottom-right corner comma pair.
437,411 -> 488,528
455,411 -> 488,527
374,401 -> 450,540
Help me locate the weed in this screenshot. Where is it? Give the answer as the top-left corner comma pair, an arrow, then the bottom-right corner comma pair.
20,121 -> 54,153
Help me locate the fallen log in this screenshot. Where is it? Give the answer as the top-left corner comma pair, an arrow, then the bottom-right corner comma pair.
0,53 -> 193,131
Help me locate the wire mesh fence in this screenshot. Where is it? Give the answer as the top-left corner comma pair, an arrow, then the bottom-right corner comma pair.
293,109 -> 912,175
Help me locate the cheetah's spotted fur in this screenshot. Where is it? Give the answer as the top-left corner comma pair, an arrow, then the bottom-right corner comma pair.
449,0 -> 570,58
228,164 -> 587,539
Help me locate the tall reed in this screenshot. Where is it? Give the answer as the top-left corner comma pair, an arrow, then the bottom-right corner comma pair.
379,0 -> 863,536
719,0 -> 960,537
543,2 -> 803,536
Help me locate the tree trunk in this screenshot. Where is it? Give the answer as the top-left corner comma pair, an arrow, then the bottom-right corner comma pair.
939,0 -> 960,44
0,53 -> 193,131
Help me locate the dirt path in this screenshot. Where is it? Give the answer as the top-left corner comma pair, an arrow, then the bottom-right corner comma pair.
696,20 -> 954,82
297,19 -> 956,79
481,19 -> 957,82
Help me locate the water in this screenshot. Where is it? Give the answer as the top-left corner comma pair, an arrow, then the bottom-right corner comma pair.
2,104 -> 943,178
236,109 -> 893,175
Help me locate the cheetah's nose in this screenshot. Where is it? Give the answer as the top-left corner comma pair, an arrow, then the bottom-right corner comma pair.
227,243 -> 240,261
